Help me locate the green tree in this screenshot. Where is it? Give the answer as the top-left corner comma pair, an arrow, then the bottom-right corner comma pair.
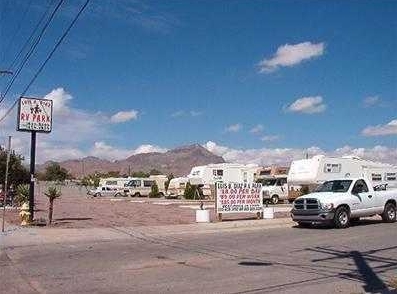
184,182 -> 198,200
43,162 -> 70,182
0,147 -> 29,187
149,169 -> 162,175
45,186 -> 62,225
149,182 -> 160,198
165,174 -> 174,191
132,171 -> 149,178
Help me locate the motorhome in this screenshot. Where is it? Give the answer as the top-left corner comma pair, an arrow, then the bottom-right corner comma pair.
166,177 -> 189,198
123,175 -> 167,197
256,166 -> 289,181
287,155 -> 397,201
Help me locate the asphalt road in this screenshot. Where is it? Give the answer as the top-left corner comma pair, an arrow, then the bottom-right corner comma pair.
1,220 -> 397,294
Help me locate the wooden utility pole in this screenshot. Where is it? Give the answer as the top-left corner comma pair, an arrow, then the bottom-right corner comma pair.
2,136 -> 11,232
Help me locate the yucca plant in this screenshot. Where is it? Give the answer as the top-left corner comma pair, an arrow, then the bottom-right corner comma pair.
45,186 -> 62,225
15,184 -> 29,206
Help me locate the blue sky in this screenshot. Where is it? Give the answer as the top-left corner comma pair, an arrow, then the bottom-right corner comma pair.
0,0 -> 396,165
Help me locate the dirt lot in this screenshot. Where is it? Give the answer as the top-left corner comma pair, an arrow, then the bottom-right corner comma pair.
4,182 -> 288,228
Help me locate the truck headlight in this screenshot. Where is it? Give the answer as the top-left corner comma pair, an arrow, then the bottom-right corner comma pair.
321,202 -> 334,211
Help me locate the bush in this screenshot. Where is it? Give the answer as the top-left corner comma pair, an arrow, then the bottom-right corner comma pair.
184,182 -> 201,200
149,182 -> 160,198
300,186 -> 310,195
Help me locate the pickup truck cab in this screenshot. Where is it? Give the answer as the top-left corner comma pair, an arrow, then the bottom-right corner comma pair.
291,178 -> 397,228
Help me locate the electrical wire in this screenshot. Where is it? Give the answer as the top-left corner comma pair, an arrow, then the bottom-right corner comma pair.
0,0 -> 90,124
7,0 -> 56,73
0,0 -> 65,105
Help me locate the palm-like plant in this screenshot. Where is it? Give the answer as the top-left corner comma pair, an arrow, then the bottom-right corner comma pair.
45,186 -> 62,225
15,184 -> 29,206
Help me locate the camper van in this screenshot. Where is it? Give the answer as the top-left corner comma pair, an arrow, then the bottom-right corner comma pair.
123,175 -> 167,197
287,155 -> 397,201
259,174 -> 288,204
88,177 -> 132,197
166,177 -> 189,198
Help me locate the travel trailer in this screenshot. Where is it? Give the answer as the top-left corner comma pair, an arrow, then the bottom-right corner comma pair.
123,175 -> 167,197
166,177 -> 189,198
256,166 -> 289,180
188,163 -> 260,186
287,155 -> 397,201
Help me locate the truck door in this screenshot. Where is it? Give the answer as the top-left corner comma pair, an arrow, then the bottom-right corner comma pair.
351,179 -> 376,215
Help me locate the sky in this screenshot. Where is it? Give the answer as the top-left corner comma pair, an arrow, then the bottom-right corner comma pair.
0,0 -> 396,166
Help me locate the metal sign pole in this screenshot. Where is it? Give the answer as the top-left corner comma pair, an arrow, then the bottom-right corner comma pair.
29,131 -> 36,222
2,136 -> 11,232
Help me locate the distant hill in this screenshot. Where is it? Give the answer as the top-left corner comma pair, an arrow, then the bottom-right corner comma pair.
38,144 -> 225,178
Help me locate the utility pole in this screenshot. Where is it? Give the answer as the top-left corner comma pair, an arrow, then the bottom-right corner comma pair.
2,136 -> 11,232
29,131 -> 36,222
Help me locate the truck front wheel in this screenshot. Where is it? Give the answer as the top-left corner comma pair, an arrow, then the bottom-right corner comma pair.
271,195 -> 279,205
381,203 -> 396,223
333,206 -> 350,229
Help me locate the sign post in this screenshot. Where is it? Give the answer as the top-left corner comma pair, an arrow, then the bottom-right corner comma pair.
17,97 -> 53,222
216,182 -> 263,221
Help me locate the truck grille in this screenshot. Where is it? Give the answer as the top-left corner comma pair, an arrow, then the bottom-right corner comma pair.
294,198 -> 320,210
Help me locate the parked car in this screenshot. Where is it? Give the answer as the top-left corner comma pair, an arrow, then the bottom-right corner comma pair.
291,178 -> 397,228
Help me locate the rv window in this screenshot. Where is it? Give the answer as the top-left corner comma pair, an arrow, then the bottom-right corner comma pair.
192,170 -> 200,176
372,173 -> 382,181
180,183 -> 186,188
105,180 -> 118,185
260,170 -> 271,176
143,180 -> 154,187
324,163 -> 341,173
213,169 -> 223,176
386,173 -> 396,181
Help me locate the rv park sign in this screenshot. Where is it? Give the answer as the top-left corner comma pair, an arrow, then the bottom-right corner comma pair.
216,182 -> 263,218
17,97 -> 53,133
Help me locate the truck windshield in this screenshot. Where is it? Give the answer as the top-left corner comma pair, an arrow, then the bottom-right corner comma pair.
261,179 -> 277,186
315,180 -> 352,193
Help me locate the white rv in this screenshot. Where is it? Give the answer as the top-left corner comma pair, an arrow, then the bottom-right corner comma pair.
123,175 -> 167,197
166,177 -> 189,198
287,155 -> 397,201
88,177 -> 132,197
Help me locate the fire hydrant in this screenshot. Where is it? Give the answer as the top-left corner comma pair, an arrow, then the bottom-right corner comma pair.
19,203 -> 31,226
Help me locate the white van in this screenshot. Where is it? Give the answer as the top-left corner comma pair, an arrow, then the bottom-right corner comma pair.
124,175 -> 167,197
88,177 -> 132,197
259,175 -> 288,204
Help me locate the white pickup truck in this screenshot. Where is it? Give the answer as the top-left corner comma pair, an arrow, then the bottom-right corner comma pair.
291,178 -> 397,228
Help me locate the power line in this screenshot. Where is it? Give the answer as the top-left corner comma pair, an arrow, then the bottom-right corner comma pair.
0,0 -> 34,65
0,0 -> 65,105
0,0 -> 90,124
7,0 -> 56,73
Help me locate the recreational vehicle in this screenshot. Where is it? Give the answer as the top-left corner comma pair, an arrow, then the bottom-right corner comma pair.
88,177 -> 132,197
287,155 -> 397,202
123,175 -> 167,197
188,163 -> 260,186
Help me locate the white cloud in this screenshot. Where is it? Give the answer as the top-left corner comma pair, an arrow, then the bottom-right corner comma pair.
285,96 -> 326,114
44,88 -> 73,115
190,110 -> 202,117
363,95 -> 380,108
204,141 -> 397,166
171,110 -> 185,117
250,124 -> 264,134
110,110 -> 138,123
261,135 -> 280,142
259,41 -> 325,73
361,119 -> 397,136
225,123 -> 242,133
90,142 -> 167,160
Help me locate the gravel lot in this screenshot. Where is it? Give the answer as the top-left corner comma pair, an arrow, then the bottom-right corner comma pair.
4,182 -> 289,228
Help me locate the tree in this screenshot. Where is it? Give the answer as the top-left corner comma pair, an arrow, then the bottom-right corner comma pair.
43,162 -> 70,182
165,174 -> 174,191
184,182 -> 198,200
149,182 -> 160,198
45,186 -> 62,225
149,169 -> 162,175
132,171 -> 149,178
14,184 -> 29,206
0,147 -> 29,187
